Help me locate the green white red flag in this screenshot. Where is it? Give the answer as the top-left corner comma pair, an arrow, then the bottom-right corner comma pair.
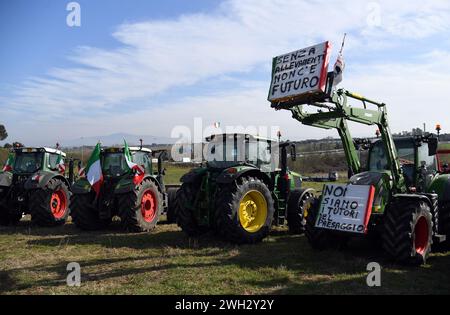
2,153 -> 14,172
85,143 -> 103,196
124,140 -> 145,185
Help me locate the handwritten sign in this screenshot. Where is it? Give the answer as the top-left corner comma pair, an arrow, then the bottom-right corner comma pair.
315,184 -> 375,234
268,41 -> 331,103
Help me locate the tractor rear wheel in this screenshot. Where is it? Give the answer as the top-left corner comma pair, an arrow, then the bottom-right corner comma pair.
118,179 -> 162,232
176,181 -> 206,236
215,177 -> 275,244
304,199 -> 338,249
287,189 -> 315,234
30,178 -> 71,226
166,187 -> 178,223
382,199 -> 433,265
71,192 -> 109,230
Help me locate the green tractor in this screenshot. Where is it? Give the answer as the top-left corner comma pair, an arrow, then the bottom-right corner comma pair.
272,87 -> 449,264
0,146 -> 74,226
71,144 -> 176,232
176,133 -> 315,244
433,146 -> 450,242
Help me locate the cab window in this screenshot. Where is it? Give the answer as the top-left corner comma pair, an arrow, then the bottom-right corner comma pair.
48,153 -> 62,170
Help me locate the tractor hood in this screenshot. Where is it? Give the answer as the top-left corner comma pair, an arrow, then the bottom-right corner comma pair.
349,171 -> 392,214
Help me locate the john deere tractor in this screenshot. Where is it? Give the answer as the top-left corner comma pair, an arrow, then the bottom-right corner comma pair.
272,85 -> 449,264
0,147 -> 74,226
71,145 -> 176,232
176,133 -> 314,244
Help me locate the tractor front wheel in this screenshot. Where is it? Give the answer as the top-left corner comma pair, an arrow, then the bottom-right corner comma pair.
382,199 -> 433,265
287,189 -> 315,234
0,194 -> 21,226
176,181 -> 206,236
71,192 -> 109,230
304,199 -> 337,250
30,178 -> 71,226
166,187 -> 178,224
215,177 -> 275,244
118,179 -> 162,232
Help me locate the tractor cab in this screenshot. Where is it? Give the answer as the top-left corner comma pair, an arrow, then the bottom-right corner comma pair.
11,147 -> 66,175
205,133 -> 275,171
101,147 -> 152,178
368,137 -> 438,192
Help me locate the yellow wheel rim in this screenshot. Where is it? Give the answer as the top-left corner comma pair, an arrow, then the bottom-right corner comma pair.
303,199 -> 312,219
238,190 -> 268,233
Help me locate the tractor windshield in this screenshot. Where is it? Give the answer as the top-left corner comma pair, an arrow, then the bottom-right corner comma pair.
206,135 -> 273,169
437,149 -> 450,174
369,140 -> 415,171
13,152 -> 43,173
206,135 -> 246,168
102,153 -> 129,177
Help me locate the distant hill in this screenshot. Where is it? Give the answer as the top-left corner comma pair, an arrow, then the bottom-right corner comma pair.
63,133 -> 175,147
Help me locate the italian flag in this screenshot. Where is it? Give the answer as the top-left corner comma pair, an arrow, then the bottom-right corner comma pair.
124,140 -> 145,185
86,143 -> 103,196
2,153 -> 14,172
56,153 -> 65,174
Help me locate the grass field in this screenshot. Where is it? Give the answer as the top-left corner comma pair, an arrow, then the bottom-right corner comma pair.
0,179 -> 449,295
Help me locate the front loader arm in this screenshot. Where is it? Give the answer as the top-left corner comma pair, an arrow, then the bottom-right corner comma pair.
290,104 -> 361,176
288,89 -> 405,191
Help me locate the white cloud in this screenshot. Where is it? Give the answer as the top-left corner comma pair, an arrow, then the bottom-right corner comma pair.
2,0 -> 450,145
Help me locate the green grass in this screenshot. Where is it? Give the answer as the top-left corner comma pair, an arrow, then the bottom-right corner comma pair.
0,219 -> 449,295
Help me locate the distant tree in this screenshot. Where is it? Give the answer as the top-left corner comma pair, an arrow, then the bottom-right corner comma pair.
3,143 -> 12,149
0,125 -> 7,141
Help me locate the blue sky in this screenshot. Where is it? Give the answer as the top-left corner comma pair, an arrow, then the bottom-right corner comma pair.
1,0 -> 450,146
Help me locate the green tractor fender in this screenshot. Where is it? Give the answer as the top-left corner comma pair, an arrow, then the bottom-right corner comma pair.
392,193 -> 435,209
180,168 -> 207,184
24,171 -> 70,191
114,175 -> 163,194
0,171 -> 12,188
216,166 -> 272,187
427,175 -> 450,202
288,170 -> 303,189
71,178 -> 92,194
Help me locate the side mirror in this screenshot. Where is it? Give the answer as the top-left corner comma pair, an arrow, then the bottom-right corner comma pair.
428,137 -> 438,156
290,144 -> 296,161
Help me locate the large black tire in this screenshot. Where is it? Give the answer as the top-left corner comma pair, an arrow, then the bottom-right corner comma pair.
439,201 -> 450,235
382,199 -> 433,265
117,179 -> 162,232
0,191 -> 21,226
215,177 -> 275,244
176,181 -> 206,236
287,188 -> 315,234
71,192 -> 109,230
166,187 -> 178,224
438,201 -> 450,244
304,199 -> 337,250
30,178 -> 71,227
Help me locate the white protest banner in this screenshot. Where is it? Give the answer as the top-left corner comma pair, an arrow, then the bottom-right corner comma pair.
315,184 -> 375,234
268,41 -> 331,103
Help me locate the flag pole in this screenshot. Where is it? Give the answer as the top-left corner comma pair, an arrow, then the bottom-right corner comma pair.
339,33 -> 347,55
